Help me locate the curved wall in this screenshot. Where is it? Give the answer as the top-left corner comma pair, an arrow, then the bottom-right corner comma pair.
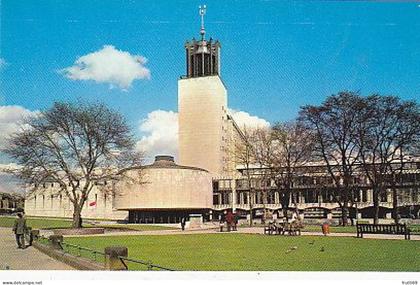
114,167 -> 212,210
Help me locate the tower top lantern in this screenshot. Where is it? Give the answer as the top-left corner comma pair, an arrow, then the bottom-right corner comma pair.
184,5 -> 221,78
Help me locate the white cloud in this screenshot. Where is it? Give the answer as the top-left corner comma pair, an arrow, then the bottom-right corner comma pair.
0,105 -> 38,149
136,110 -> 178,160
60,45 -> 150,89
229,109 -> 270,130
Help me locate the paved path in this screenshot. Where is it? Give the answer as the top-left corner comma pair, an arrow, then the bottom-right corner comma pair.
0,227 -> 74,270
56,226 -> 420,240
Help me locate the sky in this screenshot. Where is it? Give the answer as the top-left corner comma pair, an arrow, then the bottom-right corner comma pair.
0,0 -> 420,191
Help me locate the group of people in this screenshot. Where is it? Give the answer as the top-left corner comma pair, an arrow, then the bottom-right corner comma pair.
219,211 -> 239,232
12,212 -> 28,249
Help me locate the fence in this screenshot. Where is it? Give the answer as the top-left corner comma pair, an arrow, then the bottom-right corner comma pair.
38,235 -> 175,271
118,257 -> 175,271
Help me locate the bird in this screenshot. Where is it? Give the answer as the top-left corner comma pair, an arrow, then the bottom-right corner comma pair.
320,247 -> 325,252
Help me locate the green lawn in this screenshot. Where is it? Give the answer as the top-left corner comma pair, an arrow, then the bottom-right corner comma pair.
65,233 -> 420,271
0,216 -> 172,231
0,216 -> 73,229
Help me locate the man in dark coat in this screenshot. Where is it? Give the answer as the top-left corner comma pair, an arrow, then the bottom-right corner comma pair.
180,217 -> 186,231
226,211 -> 234,232
12,212 -> 27,249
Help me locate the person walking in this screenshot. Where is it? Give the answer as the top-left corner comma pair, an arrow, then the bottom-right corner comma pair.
180,217 -> 186,231
12,212 -> 27,249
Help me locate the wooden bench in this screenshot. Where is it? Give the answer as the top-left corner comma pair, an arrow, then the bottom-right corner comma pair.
264,223 -> 276,235
356,223 -> 411,240
284,222 -> 302,236
264,222 -> 302,236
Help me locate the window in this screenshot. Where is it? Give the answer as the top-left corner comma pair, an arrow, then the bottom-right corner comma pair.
213,194 -> 220,205
243,192 -> 248,205
380,191 -> 388,202
212,181 -> 219,191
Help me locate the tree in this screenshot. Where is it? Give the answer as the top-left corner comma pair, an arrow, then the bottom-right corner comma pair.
232,126 -> 258,226
251,127 -> 275,223
268,121 -> 314,221
356,95 -> 420,224
299,92 -> 365,226
4,102 -> 143,228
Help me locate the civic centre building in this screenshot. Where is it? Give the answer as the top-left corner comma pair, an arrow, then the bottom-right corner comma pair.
23,10 -> 420,224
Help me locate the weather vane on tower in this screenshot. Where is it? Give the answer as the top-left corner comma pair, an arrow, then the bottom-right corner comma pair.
199,5 -> 207,40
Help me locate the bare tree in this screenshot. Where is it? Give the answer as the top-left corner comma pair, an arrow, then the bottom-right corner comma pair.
251,127 -> 274,223
266,121 -> 314,221
231,126 -> 258,226
4,102 -> 143,228
356,95 -> 420,224
299,92 -> 365,226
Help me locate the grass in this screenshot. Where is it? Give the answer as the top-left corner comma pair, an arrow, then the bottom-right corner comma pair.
65,233 -> 419,271
0,216 -> 74,229
0,216 -> 172,231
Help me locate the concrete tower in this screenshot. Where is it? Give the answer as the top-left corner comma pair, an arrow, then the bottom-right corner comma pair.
178,5 -> 229,175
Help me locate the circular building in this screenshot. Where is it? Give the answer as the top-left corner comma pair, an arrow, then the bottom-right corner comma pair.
114,155 -> 213,224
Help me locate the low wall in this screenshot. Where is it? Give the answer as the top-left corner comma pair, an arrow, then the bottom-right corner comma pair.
33,242 -> 105,270
53,228 -> 105,235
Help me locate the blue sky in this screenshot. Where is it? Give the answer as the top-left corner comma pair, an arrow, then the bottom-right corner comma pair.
1,0 -> 419,193
0,0 -> 419,155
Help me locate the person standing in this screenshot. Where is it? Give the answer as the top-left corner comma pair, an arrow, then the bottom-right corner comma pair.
219,214 -> 225,232
233,212 -> 239,231
226,211 -> 234,232
12,212 -> 27,249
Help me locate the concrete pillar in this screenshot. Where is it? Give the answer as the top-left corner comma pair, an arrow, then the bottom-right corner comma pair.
357,213 -> 362,219
387,190 -> 392,203
232,179 -> 236,213
105,246 -> 128,271
48,235 -> 63,250
367,189 -> 373,203
386,212 -> 392,219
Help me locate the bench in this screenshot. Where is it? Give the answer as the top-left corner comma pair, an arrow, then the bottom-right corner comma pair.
264,222 -> 302,236
284,222 -> 302,236
356,223 -> 411,240
264,223 -> 276,235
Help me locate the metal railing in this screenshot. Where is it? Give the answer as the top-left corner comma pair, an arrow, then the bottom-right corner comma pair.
37,235 -> 175,271
118,256 -> 175,271
61,241 -> 107,264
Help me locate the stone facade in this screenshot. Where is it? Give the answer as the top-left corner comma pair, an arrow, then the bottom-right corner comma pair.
24,184 -> 127,220
178,75 -> 228,175
114,156 -> 212,212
